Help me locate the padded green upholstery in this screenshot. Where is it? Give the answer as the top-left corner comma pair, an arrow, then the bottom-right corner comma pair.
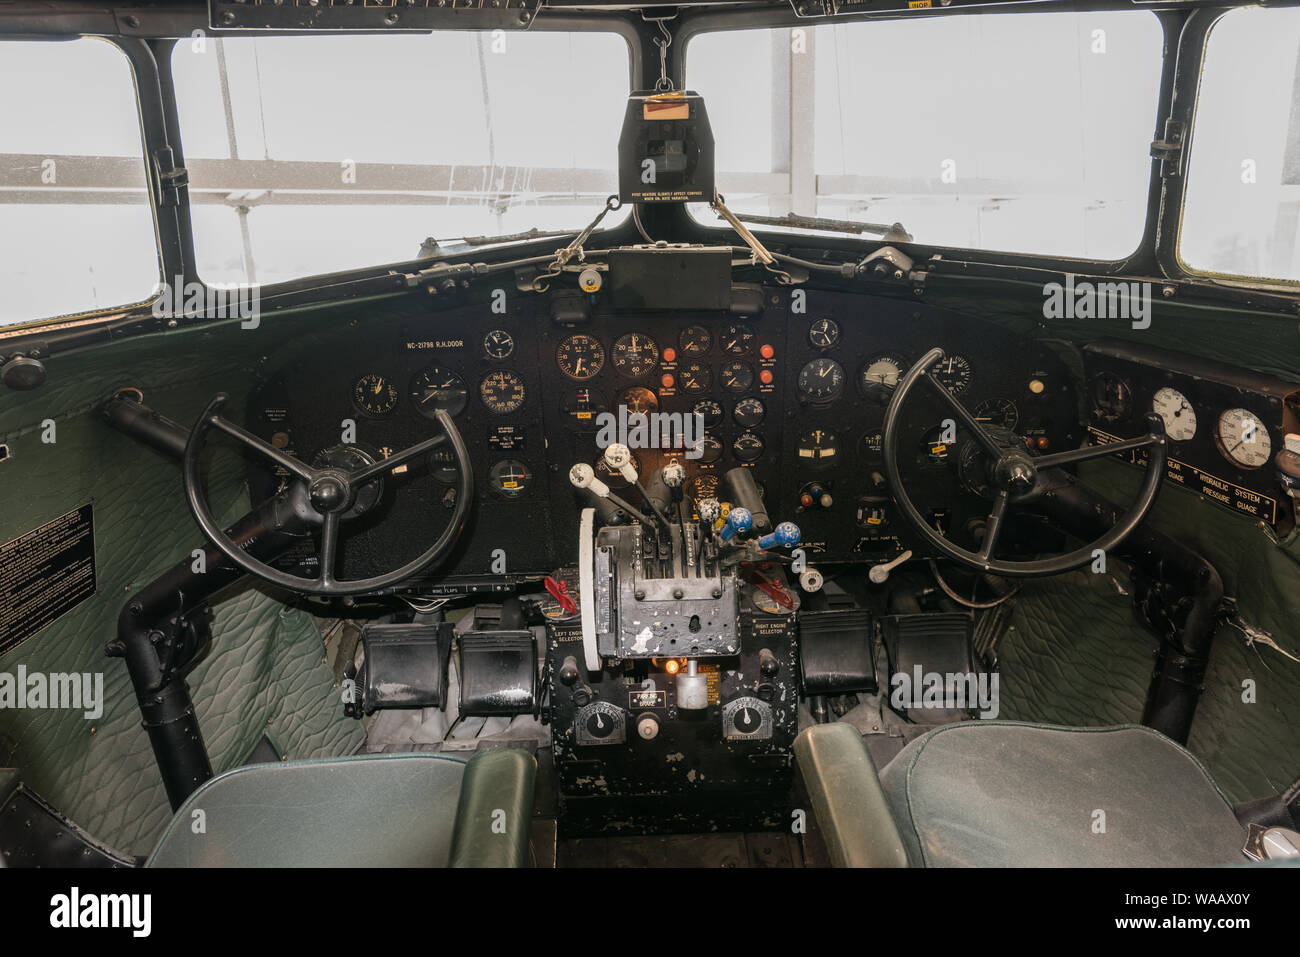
449,748 -> 537,868
146,750 -> 535,868
878,722 -> 1247,867
794,724 -> 908,868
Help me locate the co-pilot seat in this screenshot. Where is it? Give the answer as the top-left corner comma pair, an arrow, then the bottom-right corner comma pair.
146,749 -> 536,868
794,721 -> 1258,868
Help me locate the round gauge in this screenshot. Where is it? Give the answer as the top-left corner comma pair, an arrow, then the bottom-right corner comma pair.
928,354 -> 973,395
859,354 -> 906,396
353,373 -> 399,417
1216,408 -> 1272,468
698,435 -> 724,465
688,474 -> 720,503
679,361 -> 712,393
556,334 -> 606,380
429,446 -> 459,483
692,399 -> 724,429
678,324 -> 713,356
409,367 -> 467,418
732,432 -> 766,463
1091,373 -> 1133,424
595,449 -> 641,489
720,361 -> 755,395
560,386 -> 605,422
612,333 -> 660,378
619,386 -> 658,416
1151,387 -> 1197,442
974,397 -> 1020,432
860,429 -> 884,460
808,317 -> 841,349
796,428 -> 840,470
488,459 -> 531,499
720,323 -> 755,356
482,329 -> 515,360
921,425 -> 955,465
479,370 -> 526,415
733,397 -> 766,428
797,358 -> 846,402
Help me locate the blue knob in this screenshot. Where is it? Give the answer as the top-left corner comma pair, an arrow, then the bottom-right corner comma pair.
758,522 -> 801,550
720,507 -> 753,542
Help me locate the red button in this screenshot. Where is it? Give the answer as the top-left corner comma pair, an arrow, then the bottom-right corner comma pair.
760,343 -> 775,359
661,373 -> 675,389
759,369 -> 774,385
662,347 -> 677,363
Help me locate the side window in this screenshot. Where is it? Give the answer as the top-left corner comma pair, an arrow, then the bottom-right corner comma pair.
0,38 -> 159,327
1181,7 -> 1300,283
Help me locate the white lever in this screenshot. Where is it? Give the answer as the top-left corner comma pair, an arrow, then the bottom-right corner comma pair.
868,549 -> 912,584
603,443 -> 639,484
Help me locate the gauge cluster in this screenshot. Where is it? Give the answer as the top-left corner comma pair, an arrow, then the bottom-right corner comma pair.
244,286 -> 1090,581
1084,339 -> 1297,526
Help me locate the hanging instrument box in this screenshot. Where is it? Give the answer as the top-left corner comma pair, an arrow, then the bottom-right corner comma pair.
618,91 -> 715,204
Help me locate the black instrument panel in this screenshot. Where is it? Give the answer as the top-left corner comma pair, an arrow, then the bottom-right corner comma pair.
245,288 -> 1084,581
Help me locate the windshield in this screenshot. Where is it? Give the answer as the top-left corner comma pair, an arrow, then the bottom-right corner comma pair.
170,30 -> 630,287
687,11 -> 1164,260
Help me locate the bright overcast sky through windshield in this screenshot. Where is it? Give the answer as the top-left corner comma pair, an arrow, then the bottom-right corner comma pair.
170,31 -> 630,287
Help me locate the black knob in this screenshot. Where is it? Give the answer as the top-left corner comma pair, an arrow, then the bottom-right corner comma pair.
558,656 -> 580,686
759,648 -> 779,678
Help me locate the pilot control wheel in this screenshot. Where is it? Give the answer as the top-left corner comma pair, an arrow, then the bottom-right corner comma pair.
881,347 -> 1169,578
182,392 -> 474,596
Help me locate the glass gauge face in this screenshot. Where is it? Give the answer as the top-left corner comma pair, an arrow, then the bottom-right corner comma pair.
556,334 -> 605,380
732,431 -> 765,462
429,446 -> 459,483
974,397 -> 1020,432
482,329 -> 515,360
698,435 -> 724,464
720,323 -> 755,356
1216,408 -> 1272,468
796,428 -> 840,470
479,370 -> 526,414
808,317 -> 841,349
860,354 -> 906,394
692,399 -> 724,429
488,459 -> 531,499
719,361 -> 754,394
860,429 -> 884,460
1151,386 -> 1197,441
679,361 -> 712,393
353,373 -> 398,417
1091,373 -> 1132,423
619,386 -> 658,416
928,354 -> 973,395
611,333 -> 659,378
797,358 -> 846,402
733,397 -> 766,428
678,324 -> 713,356
409,367 -> 467,418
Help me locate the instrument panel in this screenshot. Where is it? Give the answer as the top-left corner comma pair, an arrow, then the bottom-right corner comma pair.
245,288 -> 1084,581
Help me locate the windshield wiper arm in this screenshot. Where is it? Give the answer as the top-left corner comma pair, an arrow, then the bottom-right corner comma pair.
419,226 -> 578,258
729,211 -> 912,243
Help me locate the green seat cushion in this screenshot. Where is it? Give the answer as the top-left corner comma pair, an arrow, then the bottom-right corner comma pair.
879,722 -> 1246,867
147,753 -> 467,867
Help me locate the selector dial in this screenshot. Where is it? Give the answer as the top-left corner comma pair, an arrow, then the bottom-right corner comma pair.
574,700 -> 626,746
722,696 -> 773,740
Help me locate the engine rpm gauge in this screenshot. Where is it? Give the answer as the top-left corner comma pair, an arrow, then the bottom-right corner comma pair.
409,367 -> 467,418
1216,408 -> 1272,468
611,333 -> 659,378
928,354 -> 973,395
479,370 -> 526,415
353,373 -> 398,417
1151,387 -> 1197,441
556,334 -> 606,380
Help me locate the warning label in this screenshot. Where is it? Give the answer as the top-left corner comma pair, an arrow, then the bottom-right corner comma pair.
0,503 -> 96,657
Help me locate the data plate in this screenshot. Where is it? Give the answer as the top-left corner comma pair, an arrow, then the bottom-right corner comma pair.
0,503 -> 96,656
